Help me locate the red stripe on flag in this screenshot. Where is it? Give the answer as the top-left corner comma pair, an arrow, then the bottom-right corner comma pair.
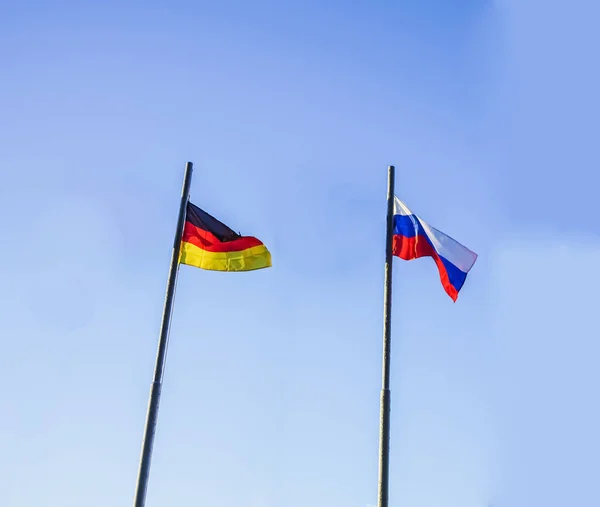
182,221 -> 264,253
392,234 -> 459,301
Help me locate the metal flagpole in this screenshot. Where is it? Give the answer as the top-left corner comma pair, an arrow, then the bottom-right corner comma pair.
377,165 -> 395,507
133,161 -> 194,507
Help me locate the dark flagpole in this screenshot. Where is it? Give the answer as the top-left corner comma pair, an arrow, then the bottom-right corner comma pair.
133,161 -> 194,507
377,165 -> 395,507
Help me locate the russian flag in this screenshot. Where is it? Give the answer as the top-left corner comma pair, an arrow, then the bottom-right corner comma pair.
392,196 -> 477,301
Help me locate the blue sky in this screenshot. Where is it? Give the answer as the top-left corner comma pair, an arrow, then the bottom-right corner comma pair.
1,1 -> 598,506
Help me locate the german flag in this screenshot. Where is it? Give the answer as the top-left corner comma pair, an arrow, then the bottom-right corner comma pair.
179,201 -> 272,272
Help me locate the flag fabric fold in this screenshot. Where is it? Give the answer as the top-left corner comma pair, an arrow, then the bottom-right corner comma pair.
392,196 -> 477,301
179,201 -> 272,272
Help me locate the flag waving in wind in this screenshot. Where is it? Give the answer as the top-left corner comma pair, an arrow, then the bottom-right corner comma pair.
392,196 -> 477,301
179,201 -> 272,272
133,162 -> 274,507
